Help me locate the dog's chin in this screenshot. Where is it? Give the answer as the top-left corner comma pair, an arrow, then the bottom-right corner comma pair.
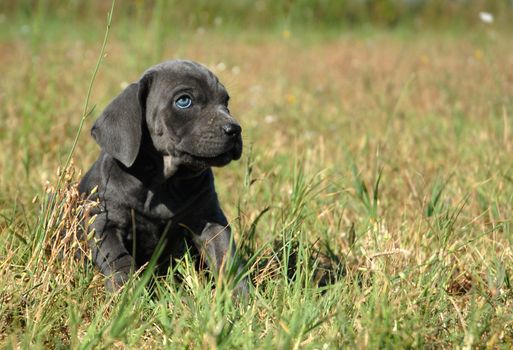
180,143 -> 242,171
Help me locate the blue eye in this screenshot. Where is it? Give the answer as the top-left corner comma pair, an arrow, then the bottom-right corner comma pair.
175,95 -> 192,109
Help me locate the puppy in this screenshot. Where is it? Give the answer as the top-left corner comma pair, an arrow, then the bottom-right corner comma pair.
79,60 -> 247,294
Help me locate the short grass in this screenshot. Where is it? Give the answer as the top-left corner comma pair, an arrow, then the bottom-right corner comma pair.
1,4 -> 513,349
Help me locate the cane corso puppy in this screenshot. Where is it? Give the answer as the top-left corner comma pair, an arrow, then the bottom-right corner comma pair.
79,60 -> 247,294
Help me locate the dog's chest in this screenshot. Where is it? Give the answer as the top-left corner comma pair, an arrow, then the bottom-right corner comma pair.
127,188 -> 203,262
130,185 -> 207,233
113,170 -> 216,239
138,186 -> 189,220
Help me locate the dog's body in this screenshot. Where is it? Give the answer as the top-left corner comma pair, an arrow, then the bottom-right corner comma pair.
79,60 -> 247,293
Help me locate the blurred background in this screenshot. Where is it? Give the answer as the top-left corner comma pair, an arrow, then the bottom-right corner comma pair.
2,0 -> 513,31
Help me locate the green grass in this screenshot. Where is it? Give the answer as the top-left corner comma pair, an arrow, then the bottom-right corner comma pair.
1,2 -> 513,349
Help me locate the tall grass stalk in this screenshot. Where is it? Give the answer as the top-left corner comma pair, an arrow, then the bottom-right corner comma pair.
62,0 -> 115,178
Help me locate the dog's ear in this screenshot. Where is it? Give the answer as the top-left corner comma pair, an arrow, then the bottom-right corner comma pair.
91,74 -> 152,167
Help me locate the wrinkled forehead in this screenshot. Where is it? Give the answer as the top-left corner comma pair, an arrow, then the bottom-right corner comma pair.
149,60 -> 226,95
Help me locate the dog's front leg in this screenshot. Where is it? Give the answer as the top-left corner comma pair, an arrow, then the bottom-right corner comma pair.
89,215 -> 135,291
192,222 -> 249,297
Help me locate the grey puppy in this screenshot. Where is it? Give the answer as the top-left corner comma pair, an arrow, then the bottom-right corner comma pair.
79,60 -> 247,294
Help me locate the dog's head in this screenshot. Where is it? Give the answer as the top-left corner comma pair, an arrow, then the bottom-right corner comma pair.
91,60 -> 242,176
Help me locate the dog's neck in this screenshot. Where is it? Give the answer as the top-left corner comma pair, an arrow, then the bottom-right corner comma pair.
125,147 -> 210,188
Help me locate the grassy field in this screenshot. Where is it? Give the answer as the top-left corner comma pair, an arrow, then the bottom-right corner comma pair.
1,2 -> 513,349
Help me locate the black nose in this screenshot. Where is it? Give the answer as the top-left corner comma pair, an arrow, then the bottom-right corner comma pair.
222,123 -> 242,137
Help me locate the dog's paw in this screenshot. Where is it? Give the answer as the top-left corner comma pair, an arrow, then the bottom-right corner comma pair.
104,271 -> 129,292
